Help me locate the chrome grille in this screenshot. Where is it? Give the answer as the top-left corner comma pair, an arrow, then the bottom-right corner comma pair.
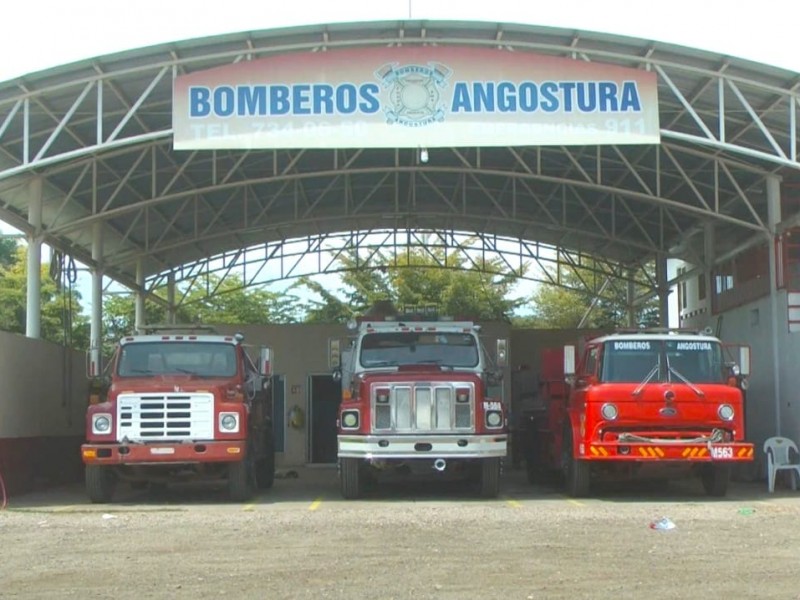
373,383 -> 474,433
116,393 -> 214,441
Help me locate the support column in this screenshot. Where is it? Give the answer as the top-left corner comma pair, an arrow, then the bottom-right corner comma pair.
25,178 -> 43,338
703,222 -> 715,319
655,253 -> 669,327
89,223 -> 103,376
767,175 -> 782,436
135,259 -> 146,333
626,270 -> 636,327
167,271 -> 176,324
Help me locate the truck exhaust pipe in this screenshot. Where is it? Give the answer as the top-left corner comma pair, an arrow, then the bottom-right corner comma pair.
433,458 -> 447,472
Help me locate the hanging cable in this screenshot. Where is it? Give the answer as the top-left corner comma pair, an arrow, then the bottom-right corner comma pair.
0,461 -> 7,510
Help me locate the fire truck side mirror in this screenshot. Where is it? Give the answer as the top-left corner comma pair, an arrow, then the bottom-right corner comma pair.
496,339 -> 508,368
259,347 -> 273,377
738,346 -> 751,377
329,338 -> 341,369
563,345 -> 576,377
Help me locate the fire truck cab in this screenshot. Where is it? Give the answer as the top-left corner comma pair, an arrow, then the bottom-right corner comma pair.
523,329 -> 753,497
331,309 -> 508,499
82,326 -> 275,503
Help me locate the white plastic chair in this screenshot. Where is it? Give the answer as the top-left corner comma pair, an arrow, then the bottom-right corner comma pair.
763,436 -> 800,493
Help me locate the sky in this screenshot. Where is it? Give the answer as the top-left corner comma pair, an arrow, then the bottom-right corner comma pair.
1,0 -> 798,317
1,0 -> 799,82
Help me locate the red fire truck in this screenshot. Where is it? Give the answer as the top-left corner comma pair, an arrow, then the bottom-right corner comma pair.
522,329 -> 753,497
81,326 -> 275,503
331,308 -> 508,499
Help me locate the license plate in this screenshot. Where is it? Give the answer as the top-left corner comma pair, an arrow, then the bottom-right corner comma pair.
150,447 -> 176,455
710,446 -> 733,459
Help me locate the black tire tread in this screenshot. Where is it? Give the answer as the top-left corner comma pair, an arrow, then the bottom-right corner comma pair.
85,465 -> 115,504
340,458 -> 363,499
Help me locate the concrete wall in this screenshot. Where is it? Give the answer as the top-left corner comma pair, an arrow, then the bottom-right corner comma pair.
0,330 -> 88,493
682,293 -> 790,477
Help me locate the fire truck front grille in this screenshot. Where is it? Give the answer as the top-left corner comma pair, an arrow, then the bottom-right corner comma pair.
116,393 -> 214,441
373,383 -> 474,433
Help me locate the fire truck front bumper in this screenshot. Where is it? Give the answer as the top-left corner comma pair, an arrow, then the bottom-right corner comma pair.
338,434 -> 507,460
81,440 -> 247,465
578,441 -> 754,462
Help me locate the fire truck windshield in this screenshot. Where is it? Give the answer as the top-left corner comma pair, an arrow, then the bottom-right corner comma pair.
117,342 -> 237,377
601,338 -> 726,384
359,331 -> 479,368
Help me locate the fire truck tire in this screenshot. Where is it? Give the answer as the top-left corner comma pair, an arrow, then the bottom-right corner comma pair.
563,430 -> 590,497
340,458 -> 363,499
85,465 -> 116,503
701,464 -> 730,497
228,457 -> 254,502
479,458 -> 501,498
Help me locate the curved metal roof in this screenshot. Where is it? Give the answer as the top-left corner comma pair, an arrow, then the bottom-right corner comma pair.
0,20 -> 798,297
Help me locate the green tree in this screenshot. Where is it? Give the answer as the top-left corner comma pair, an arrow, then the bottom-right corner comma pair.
0,235 -> 20,268
101,274 -> 301,351
182,275 -> 301,324
0,245 -> 89,348
520,260 -> 661,329
296,242 -> 524,322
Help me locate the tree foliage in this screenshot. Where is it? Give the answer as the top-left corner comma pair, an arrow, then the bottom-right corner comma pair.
518,259 -> 661,329
296,241 -> 524,322
0,245 -> 89,348
101,274 -> 302,350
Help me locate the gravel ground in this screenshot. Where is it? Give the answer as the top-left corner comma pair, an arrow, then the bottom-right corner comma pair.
1,468 -> 799,600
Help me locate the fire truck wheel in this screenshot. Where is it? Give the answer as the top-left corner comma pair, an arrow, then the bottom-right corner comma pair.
340,458 -> 363,499
479,458 -> 501,498
85,465 -> 116,503
701,464 -> 730,497
563,429 -> 590,497
228,457 -> 254,502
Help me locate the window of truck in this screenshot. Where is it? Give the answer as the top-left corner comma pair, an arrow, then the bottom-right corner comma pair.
359,332 -> 479,368
601,339 -> 725,384
117,342 -> 238,377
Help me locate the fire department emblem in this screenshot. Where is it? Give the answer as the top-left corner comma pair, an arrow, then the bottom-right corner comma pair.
375,62 -> 451,127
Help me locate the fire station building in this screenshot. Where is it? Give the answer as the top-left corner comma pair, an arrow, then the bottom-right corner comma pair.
0,20 -> 798,492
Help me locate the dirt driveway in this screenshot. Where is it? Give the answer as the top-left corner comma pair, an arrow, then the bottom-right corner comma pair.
1,468 -> 798,600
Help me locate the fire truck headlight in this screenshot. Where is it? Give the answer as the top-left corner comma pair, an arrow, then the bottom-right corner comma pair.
485,410 -> 503,428
718,404 -> 735,421
92,414 -> 112,434
341,410 -> 360,429
219,412 -> 240,432
601,403 -> 618,421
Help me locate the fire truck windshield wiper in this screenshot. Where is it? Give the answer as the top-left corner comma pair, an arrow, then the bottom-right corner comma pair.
364,360 -> 398,368
632,363 -> 660,397
667,366 -> 705,398
415,359 -> 454,370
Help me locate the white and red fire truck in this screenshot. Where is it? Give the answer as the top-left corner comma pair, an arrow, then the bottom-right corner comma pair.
522,329 -> 753,497
331,308 -> 508,499
82,326 -> 274,503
